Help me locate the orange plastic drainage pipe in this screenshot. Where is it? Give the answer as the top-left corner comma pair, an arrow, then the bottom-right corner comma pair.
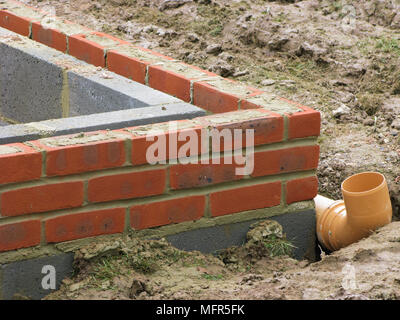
315,172 -> 392,251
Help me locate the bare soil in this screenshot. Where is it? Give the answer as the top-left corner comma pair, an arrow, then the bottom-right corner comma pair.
45,220 -> 400,300
20,0 -> 400,300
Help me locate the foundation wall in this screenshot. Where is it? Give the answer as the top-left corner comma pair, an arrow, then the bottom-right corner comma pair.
0,0 -> 321,262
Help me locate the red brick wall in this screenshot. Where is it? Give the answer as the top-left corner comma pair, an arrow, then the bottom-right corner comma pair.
0,2 -> 321,252
0,111 -> 319,252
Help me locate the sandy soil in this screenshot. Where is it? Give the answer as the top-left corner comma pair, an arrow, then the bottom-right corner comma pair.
19,0 -> 400,300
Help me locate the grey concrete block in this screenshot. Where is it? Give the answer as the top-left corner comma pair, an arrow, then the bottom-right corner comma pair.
67,71 -> 181,117
0,120 -> 9,126
166,209 -> 317,261
0,26 -> 207,147
0,27 -> 198,129
0,124 -> 45,144
0,41 -> 64,122
46,102 -> 206,135
0,253 -> 74,300
273,210 -> 317,261
0,103 -> 206,144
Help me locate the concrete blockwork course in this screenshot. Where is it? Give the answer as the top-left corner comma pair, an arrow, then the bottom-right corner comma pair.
0,27 -> 205,144
0,0 -> 321,299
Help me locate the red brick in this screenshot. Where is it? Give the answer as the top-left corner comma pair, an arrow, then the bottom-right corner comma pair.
130,134 -> 160,166
130,196 -> 205,230
1,181 -> 84,217
240,98 -> 262,110
193,81 -> 239,113
148,63 -> 216,102
33,139 -> 125,177
206,111 -> 284,152
88,169 -> 166,203
241,96 -> 321,138
288,108 -> 321,139
210,182 -> 281,217
0,143 -> 42,185
128,126 -> 205,166
148,66 -> 191,102
45,208 -> 125,243
31,21 -> 67,52
252,145 -> 320,177
170,160 -> 244,190
0,220 -> 41,252
68,34 -> 106,67
279,98 -> 321,139
286,176 -> 318,204
107,49 -> 148,84
0,10 -> 31,36
68,32 -> 128,67
238,91 -> 270,110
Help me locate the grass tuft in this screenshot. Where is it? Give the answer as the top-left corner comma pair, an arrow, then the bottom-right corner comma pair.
263,235 -> 296,257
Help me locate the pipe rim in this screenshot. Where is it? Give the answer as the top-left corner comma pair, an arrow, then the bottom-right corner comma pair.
341,171 -> 386,197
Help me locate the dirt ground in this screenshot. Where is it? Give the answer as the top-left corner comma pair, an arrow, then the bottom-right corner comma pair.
20,0 -> 400,300
45,220 -> 400,300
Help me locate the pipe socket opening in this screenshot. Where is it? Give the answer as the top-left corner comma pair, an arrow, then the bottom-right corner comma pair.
342,172 -> 385,195
316,171 -> 392,252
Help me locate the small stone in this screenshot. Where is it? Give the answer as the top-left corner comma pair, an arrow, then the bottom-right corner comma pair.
218,52 -> 233,62
129,279 -> 146,298
156,28 -> 166,36
143,25 -> 155,33
116,24 -> 128,33
333,104 -> 351,118
261,79 -> 276,86
338,91 -> 354,103
70,280 -> 87,292
278,79 -> 296,89
159,0 -> 191,11
187,33 -> 199,42
233,70 -> 249,77
363,118 -> 374,126
185,53 -> 196,63
268,37 -> 289,51
296,42 -> 327,57
279,79 -> 295,85
101,72 -> 114,79
206,44 -> 222,55
345,63 -> 367,77
391,119 -> 400,130
209,61 -> 234,77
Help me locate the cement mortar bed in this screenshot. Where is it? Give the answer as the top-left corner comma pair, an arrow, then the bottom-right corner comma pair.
0,27 -> 205,143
